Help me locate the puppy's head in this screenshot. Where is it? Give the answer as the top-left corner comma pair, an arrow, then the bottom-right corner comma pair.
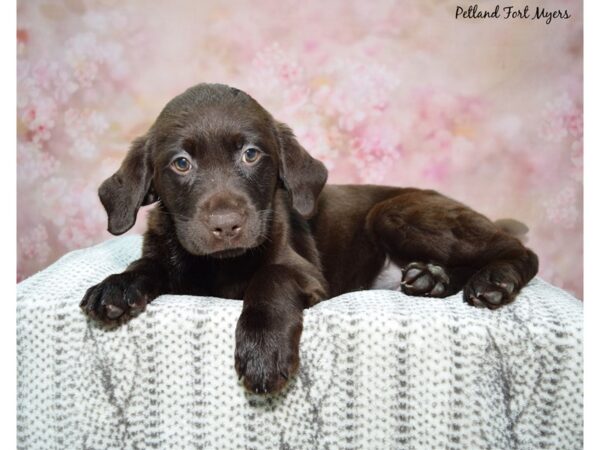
99,83 -> 328,257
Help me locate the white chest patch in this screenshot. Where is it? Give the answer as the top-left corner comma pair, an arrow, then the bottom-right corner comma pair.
370,257 -> 404,290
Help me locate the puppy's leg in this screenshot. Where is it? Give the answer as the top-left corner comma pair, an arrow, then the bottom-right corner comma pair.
235,264 -> 325,394
366,190 -> 538,308
462,247 -> 538,309
80,257 -> 169,324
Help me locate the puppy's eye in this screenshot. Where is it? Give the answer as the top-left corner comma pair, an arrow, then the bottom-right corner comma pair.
171,157 -> 191,173
242,147 -> 261,165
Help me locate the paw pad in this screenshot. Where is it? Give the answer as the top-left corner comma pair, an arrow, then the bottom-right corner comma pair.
401,262 -> 450,298
463,270 -> 518,309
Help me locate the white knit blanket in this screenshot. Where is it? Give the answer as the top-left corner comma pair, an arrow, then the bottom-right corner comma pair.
17,235 -> 583,449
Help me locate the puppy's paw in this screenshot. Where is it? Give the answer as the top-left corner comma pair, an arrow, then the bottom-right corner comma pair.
401,262 -> 450,297
80,273 -> 152,324
235,309 -> 301,394
463,268 -> 518,309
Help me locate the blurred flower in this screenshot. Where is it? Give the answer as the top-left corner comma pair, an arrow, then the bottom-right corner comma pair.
492,115 -> 523,142
350,126 -> 402,182
539,93 -> 582,142
421,157 -> 450,183
64,108 -> 110,159
313,59 -> 398,131
250,43 -> 310,114
64,32 -> 101,87
17,141 -> 60,183
40,177 -> 106,248
543,185 -> 579,229
19,96 -> 57,143
83,9 -> 131,33
19,225 -> 51,266
290,119 -> 339,171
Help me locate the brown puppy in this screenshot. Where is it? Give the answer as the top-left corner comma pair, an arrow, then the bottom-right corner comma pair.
80,83 -> 538,394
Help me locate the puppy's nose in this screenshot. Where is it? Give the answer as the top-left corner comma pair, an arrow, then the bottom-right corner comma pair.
209,212 -> 245,239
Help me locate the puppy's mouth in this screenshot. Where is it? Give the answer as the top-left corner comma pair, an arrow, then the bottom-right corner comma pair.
208,248 -> 248,259
176,226 -> 265,257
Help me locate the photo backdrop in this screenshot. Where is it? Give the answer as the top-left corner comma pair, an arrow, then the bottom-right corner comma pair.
17,0 -> 583,297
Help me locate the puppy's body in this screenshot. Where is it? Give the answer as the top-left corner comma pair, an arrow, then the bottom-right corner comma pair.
81,83 -> 538,394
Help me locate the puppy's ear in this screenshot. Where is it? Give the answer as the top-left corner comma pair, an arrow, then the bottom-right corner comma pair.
98,135 -> 158,235
276,122 -> 328,218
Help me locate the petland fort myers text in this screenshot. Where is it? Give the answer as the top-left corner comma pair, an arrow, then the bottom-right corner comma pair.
455,5 -> 571,24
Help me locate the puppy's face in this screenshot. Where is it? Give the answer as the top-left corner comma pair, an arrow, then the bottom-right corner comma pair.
151,93 -> 280,257
99,84 -> 328,258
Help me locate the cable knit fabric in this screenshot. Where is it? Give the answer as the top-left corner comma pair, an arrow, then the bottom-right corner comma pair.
17,235 -> 583,450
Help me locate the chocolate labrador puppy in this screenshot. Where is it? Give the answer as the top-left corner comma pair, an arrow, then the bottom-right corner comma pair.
80,83 -> 538,394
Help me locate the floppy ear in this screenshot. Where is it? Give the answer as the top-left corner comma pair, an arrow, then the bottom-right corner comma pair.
98,135 -> 158,235
276,122 -> 328,218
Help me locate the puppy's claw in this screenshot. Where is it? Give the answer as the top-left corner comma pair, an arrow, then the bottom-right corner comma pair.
235,359 -> 247,382
495,281 -> 515,294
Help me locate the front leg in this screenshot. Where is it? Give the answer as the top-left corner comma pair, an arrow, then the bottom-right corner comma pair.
235,264 -> 324,394
80,257 -> 169,324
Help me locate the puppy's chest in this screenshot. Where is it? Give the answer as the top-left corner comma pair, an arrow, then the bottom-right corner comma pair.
210,276 -> 249,300
178,260 -> 253,300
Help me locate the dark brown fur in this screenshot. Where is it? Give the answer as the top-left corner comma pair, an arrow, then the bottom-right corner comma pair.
81,83 -> 538,394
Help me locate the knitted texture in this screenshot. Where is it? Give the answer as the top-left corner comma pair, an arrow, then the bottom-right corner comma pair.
17,235 -> 583,449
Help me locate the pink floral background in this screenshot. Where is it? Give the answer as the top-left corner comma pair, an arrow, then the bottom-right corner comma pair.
17,0 -> 583,298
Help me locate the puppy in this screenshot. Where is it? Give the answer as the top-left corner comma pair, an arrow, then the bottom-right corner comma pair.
81,83 -> 538,394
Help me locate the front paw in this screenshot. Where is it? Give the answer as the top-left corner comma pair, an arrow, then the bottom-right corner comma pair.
401,262 -> 450,297
234,309 -> 301,394
80,272 -> 152,324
